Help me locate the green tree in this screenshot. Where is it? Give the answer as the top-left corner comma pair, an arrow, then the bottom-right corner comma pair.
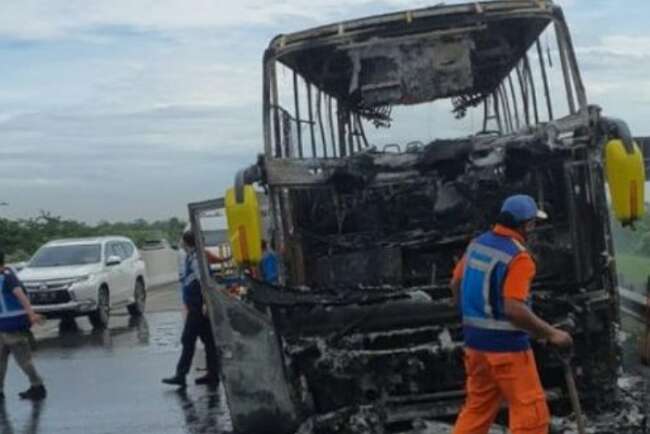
0,213 -> 187,261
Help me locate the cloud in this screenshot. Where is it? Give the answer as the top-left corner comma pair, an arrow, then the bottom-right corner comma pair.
1,0 -> 588,42
0,0 -> 434,41
1,0 -> 649,223
579,36 -> 650,62
0,103 -> 262,221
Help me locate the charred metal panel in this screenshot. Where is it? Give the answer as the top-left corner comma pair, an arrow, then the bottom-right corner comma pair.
316,247 -> 402,286
273,4 -> 553,106
189,199 -> 300,434
347,36 -> 475,106
213,291 -> 299,434
218,300 -> 299,434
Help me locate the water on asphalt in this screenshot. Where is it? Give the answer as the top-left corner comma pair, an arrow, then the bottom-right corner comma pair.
0,309 -> 232,434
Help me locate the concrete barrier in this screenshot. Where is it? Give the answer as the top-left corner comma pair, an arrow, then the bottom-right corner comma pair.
9,246 -> 179,289
140,245 -> 180,288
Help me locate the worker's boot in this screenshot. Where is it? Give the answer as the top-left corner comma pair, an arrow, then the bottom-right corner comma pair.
19,385 -> 46,401
195,374 -> 219,387
162,375 -> 186,388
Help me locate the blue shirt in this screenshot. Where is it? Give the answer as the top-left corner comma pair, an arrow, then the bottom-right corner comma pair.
180,252 -> 203,311
0,268 -> 30,332
260,250 -> 279,284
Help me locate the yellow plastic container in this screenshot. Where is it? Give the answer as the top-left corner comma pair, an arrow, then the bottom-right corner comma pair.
225,186 -> 264,264
605,138 -> 645,225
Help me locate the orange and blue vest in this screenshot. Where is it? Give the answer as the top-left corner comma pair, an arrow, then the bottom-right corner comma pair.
460,231 -> 530,352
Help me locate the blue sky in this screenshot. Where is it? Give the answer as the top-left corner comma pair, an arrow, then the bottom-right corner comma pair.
1,0 -> 649,222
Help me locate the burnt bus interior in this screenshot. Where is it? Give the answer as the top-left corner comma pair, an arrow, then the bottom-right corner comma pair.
196,2 -> 631,433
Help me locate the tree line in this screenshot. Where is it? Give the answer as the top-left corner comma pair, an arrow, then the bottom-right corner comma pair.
0,212 -> 186,262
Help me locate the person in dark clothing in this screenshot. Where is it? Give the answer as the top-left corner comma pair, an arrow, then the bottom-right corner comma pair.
0,248 -> 46,401
259,239 -> 279,284
163,231 -> 221,388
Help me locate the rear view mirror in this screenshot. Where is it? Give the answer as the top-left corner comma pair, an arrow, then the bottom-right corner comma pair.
106,255 -> 122,266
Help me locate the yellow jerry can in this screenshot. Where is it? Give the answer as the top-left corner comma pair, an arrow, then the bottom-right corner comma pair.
605,138 -> 645,225
225,186 -> 263,264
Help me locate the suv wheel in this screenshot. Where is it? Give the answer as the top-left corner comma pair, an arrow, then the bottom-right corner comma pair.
127,279 -> 146,317
89,287 -> 110,330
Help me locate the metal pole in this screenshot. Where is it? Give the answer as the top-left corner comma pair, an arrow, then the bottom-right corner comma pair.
293,70 -> 303,158
338,105 -> 348,157
524,54 -> 540,125
559,352 -> 587,434
347,112 -> 354,155
482,98 -> 489,132
499,84 -> 514,133
536,39 -> 554,121
507,75 -> 520,130
515,64 -> 530,127
556,14 -> 588,109
262,52 -> 273,158
327,96 -> 337,158
353,114 -> 362,151
316,91 -> 328,158
306,82 -> 317,158
554,21 -> 576,114
357,115 -> 369,148
270,63 -> 283,158
493,92 -> 502,133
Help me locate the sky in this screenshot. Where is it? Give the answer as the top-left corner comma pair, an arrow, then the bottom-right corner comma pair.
1,0 -> 649,223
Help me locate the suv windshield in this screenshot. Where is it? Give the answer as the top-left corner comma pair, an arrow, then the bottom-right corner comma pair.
29,244 -> 102,267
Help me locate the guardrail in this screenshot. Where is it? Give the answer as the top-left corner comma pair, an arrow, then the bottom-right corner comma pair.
140,247 -> 180,288
619,286 -> 647,325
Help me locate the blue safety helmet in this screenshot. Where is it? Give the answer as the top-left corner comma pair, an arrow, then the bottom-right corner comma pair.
500,195 -> 548,223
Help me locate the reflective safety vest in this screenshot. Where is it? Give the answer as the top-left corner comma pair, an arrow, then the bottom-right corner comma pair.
461,231 -> 530,352
0,270 -> 29,332
181,252 -> 203,310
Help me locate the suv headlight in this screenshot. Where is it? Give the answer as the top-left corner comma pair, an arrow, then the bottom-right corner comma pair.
70,275 -> 91,285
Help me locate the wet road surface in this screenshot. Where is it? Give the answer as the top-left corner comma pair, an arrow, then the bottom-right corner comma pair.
0,283 -> 232,434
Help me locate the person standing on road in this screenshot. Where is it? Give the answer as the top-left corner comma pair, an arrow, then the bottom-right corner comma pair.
451,195 -> 573,434
0,248 -> 46,401
163,231 -> 221,388
259,239 -> 279,285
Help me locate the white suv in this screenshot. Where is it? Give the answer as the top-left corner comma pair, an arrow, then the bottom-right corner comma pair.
18,237 -> 147,329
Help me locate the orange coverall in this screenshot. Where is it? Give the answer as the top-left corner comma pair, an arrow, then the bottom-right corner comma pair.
452,225 -> 550,434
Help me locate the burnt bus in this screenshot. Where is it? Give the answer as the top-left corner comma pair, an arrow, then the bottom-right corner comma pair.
189,1 -> 645,433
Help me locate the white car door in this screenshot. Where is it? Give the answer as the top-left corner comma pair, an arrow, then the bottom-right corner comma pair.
106,242 -> 129,302
120,241 -> 139,293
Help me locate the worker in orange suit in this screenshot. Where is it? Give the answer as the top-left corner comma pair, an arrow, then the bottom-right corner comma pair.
451,195 -> 573,434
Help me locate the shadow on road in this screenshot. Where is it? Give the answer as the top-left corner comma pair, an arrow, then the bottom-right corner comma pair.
0,400 -> 44,434
171,388 -> 225,434
35,316 -> 150,352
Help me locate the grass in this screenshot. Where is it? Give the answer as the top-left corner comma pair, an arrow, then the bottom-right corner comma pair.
616,253 -> 650,288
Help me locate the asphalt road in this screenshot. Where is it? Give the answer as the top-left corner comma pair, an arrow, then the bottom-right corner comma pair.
0,282 -> 232,434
